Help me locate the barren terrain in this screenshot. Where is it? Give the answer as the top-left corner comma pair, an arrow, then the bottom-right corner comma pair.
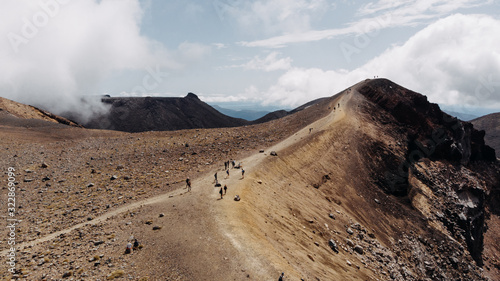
1,79 -> 499,280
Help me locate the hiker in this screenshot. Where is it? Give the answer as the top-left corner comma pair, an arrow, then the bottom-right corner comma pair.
226,169 -> 229,178
278,272 -> 285,281
224,184 -> 227,194
231,160 -> 235,168
219,187 -> 224,199
186,178 -> 191,192
125,242 -> 132,254
133,239 -> 139,250
241,169 -> 245,179
214,172 -> 218,183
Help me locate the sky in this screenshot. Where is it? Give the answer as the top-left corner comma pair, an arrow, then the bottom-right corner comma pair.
1,0 -> 500,120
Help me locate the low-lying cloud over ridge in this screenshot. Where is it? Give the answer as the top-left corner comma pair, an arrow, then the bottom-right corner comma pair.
0,0 -> 173,123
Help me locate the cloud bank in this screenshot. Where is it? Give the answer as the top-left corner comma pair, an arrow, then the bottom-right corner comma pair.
0,0 -> 172,122
260,14 -> 500,112
239,0 -> 492,48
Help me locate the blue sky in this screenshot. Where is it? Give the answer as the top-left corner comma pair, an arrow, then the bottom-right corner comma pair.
1,0 -> 500,119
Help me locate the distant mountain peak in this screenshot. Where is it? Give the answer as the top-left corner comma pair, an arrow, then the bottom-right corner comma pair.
185,92 -> 199,100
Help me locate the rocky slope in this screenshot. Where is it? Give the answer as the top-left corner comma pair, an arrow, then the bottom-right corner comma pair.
471,112 -> 500,155
0,97 -> 81,128
0,92 -> 332,280
223,79 -> 500,280
1,79 -> 499,280
356,79 -> 498,270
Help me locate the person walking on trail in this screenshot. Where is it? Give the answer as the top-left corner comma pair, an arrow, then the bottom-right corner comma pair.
133,239 -> 139,250
186,178 -> 191,192
278,272 -> 285,281
125,242 -> 133,254
214,172 -> 218,183
232,160 -> 235,168
224,184 -> 227,195
241,168 -> 245,179
226,169 -> 230,178
219,187 -> 224,199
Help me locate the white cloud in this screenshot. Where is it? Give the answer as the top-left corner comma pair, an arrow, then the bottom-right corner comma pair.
116,91 -> 180,98
199,95 -> 251,103
261,14 -> 500,110
222,0 -> 328,36
199,85 -> 265,103
242,52 -> 292,71
239,0 -> 493,48
358,0 -> 489,16
0,0 -> 174,122
213,43 -> 227,49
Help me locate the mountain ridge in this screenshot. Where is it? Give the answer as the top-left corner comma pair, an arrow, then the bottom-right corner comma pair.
1,79 -> 499,280
471,112 -> 500,155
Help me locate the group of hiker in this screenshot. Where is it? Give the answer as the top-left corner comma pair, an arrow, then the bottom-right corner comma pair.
217,159 -> 245,199
124,238 -> 140,254
184,159 -> 245,200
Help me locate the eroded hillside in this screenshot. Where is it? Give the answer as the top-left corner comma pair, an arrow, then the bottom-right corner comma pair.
1,79 -> 498,280
223,79 -> 500,280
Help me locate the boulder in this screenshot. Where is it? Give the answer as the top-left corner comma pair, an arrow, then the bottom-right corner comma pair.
328,239 -> 339,253
353,245 -> 364,255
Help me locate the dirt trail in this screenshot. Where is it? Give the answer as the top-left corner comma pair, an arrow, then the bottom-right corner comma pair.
213,88 -> 354,278
2,86 -> 355,279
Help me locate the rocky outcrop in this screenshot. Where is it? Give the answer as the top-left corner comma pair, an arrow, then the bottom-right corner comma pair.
471,112 -> 500,154
408,160 -> 487,265
358,79 -> 499,266
357,79 -> 496,166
